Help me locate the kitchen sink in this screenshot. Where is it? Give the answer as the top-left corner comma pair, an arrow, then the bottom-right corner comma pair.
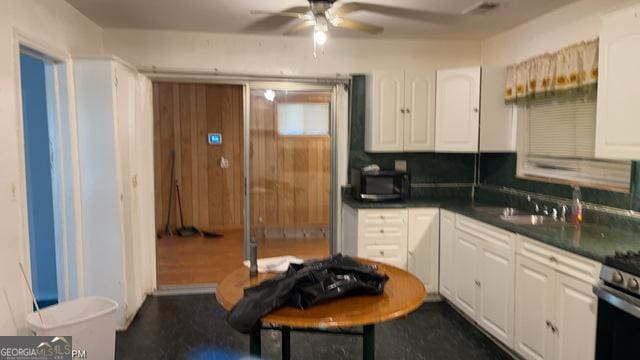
500,214 -> 559,226
474,207 -> 527,217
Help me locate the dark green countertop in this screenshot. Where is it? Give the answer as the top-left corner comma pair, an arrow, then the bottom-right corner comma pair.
343,195 -> 640,263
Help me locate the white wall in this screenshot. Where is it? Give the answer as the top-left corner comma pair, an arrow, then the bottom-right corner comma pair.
103,29 -> 481,76
481,0 -> 636,65
0,0 -> 103,335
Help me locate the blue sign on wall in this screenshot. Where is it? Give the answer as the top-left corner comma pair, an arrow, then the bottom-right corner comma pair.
208,133 -> 222,145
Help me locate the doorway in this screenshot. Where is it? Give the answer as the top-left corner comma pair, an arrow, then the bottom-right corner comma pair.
153,82 -> 244,286
19,50 -> 60,308
247,86 -> 332,260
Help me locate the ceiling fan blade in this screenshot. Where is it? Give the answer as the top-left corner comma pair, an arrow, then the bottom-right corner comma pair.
333,2 -> 456,24
245,7 -> 311,32
249,8 -> 309,19
284,20 -> 315,36
334,18 -> 383,35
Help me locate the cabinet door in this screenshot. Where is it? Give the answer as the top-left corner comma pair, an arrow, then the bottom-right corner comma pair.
477,243 -> 515,348
435,67 -> 480,152
453,230 -> 480,319
407,208 -> 439,293
553,273 -> 597,360
403,71 -> 435,151
595,5 -> 640,159
439,210 -> 456,300
515,255 -> 555,360
366,71 -> 404,152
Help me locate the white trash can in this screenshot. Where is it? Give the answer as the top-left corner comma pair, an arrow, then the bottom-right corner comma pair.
26,296 -> 118,360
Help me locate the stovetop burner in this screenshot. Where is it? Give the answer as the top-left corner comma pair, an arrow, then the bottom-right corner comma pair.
605,251 -> 640,277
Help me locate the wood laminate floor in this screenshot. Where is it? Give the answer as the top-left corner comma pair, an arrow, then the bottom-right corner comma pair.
156,229 -> 329,285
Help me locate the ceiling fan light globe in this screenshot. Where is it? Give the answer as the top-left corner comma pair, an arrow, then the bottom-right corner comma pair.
314,30 -> 328,45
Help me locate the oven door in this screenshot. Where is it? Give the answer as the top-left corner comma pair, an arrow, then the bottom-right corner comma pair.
594,284 -> 640,360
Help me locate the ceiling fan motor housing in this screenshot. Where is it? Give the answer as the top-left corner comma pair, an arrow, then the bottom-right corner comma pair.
309,0 -> 337,15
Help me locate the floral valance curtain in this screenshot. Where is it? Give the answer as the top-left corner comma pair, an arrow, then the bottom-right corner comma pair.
505,39 -> 599,103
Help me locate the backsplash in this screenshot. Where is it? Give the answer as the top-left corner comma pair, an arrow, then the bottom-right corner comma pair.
478,152 -> 640,213
348,75 -> 475,199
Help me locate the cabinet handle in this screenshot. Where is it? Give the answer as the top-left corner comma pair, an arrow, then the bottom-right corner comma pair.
400,108 -> 406,114
380,215 -> 385,219
549,256 -> 558,263
473,107 -> 479,113
379,250 -> 385,256
474,280 -> 481,287
380,229 -> 385,233
546,320 -> 552,328
405,108 -> 411,114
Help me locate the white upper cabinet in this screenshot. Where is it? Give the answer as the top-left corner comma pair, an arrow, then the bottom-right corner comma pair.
366,70 -> 435,152
404,71 -> 436,151
479,66 -> 516,152
366,71 -> 405,152
596,4 -> 640,159
435,67 -> 481,152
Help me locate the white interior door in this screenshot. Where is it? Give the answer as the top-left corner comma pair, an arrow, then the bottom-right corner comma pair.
366,71 -> 404,152
515,255 -> 555,360
403,71 -> 435,151
435,67 -> 480,152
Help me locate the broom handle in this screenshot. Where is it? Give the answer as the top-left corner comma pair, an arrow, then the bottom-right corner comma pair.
175,181 -> 186,228
18,262 -> 45,326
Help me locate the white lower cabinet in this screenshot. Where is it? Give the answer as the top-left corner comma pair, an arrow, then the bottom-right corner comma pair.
515,255 -> 556,360
443,213 -> 516,348
515,236 -> 599,360
453,230 -> 480,318
407,208 -> 440,293
342,206 -> 440,293
439,210 -> 456,299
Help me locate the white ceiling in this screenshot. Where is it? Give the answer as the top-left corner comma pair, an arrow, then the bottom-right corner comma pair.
65,0 -> 579,40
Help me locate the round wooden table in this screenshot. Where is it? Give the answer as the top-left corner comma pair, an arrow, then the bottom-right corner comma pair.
216,259 -> 426,360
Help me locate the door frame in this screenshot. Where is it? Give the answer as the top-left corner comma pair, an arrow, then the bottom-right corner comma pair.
13,29 -> 83,304
243,82 -> 340,258
144,71 -> 349,284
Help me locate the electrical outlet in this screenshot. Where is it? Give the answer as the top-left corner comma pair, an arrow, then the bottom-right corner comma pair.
395,160 -> 407,172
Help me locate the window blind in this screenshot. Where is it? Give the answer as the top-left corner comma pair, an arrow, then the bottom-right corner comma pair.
521,92 -> 631,189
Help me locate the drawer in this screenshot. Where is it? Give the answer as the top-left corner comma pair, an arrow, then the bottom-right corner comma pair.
456,214 -> 515,253
361,210 -> 407,226
361,244 -> 407,269
517,235 -> 601,284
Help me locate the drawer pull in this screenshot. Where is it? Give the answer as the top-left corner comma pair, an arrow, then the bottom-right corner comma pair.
380,229 -> 385,233
379,250 -> 385,256
380,215 -> 385,219
474,280 -> 481,287
549,256 -> 558,263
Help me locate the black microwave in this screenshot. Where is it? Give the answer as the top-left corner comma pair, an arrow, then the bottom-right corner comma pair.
351,169 -> 410,202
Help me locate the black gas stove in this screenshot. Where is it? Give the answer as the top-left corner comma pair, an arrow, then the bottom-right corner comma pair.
594,251 -> 640,360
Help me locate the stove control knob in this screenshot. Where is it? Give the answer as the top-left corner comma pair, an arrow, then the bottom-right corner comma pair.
612,272 -> 624,284
628,278 -> 640,291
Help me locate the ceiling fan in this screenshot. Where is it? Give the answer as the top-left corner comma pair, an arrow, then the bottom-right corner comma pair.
248,0 -> 478,44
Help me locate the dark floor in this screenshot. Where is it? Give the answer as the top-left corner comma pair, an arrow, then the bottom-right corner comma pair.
116,295 -> 513,360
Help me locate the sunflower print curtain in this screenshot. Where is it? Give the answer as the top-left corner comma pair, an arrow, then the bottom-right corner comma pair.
505,39 -> 599,103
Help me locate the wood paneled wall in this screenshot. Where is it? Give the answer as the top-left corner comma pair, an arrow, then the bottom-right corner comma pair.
250,92 -> 331,230
153,83 -> 244,232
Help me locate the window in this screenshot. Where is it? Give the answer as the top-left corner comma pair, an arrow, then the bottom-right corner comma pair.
277,102 -> 329,136
517,91 -> 631,191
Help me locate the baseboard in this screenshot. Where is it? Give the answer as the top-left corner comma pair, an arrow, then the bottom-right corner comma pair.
154,283 -> 217,296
